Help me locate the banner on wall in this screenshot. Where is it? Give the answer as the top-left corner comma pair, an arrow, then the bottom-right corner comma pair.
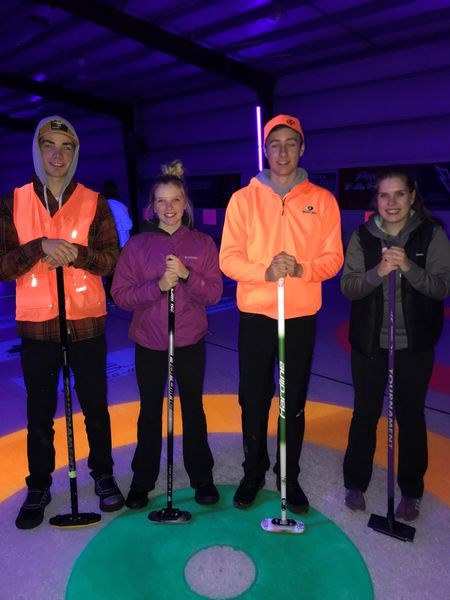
308,171 -> 338,195
339,163 -> 450,210
139,174 -> 240,208
187,174 -> 241,208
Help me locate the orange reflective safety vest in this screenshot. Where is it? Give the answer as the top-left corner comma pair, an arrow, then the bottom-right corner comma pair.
13,183 -> 106,322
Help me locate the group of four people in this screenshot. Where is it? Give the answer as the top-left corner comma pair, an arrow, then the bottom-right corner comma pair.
1,114 -> 448,530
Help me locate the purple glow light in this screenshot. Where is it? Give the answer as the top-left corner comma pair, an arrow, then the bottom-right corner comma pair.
33,73 -> 47,82
256,105 -> 263,171
30,73 -> 46,102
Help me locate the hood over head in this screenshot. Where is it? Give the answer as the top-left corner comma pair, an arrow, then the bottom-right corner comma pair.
32,115 -> 80,197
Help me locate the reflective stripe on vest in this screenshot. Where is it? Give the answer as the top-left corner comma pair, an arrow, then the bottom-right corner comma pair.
13,183 -> 106,322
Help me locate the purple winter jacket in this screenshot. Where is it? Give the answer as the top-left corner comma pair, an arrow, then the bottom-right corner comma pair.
111,224 -> 223,350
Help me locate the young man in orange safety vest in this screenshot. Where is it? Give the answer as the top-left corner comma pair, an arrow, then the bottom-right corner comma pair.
220,114 -> 344,513
0,116 -> 125,529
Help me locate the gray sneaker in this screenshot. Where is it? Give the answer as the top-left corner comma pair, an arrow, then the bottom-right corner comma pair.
395,497 -> 421,522
345,489 -> 366,512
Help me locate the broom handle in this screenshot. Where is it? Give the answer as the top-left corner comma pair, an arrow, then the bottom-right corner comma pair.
56,266 -> 79,515
277,277 -> 288,523
387,270 -> 396,517
166,287 -> 175,510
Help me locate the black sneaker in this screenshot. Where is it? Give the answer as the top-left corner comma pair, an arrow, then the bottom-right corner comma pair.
125,485 -> 152,509
277,480 -> 309,514
233,477 -> 265,508
94,475 -> 125,512
195,483 -> 220,505
15,488 -> 51,530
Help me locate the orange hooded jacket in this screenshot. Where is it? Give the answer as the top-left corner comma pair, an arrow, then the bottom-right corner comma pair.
13,183 -> 106,322
220,176 -> 343,319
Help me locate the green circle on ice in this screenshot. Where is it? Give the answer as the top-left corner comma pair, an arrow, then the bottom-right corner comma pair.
66,485 -> 373,599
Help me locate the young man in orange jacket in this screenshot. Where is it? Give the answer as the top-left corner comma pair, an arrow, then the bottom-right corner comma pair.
220,114 -> 343,512
0,116 -> 125,529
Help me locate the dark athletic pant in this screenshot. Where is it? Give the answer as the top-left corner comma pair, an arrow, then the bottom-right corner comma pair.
343,347 -> 433,498
238,311 -> 316,483
21,335 -> 114,489
131,339 -> 214,490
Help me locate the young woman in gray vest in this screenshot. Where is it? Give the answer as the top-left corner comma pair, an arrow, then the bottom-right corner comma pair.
341,166 -> 450,521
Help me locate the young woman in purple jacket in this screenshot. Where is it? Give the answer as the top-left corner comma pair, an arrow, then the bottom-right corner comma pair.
111,160 -> 223,509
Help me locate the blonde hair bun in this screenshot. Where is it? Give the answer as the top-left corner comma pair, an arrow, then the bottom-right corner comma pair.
161,159 -> 185,179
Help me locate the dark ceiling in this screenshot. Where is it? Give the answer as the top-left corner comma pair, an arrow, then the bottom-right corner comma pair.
1,0 -> 450,132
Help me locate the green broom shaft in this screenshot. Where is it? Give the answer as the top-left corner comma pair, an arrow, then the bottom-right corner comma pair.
278,277 -> 288,523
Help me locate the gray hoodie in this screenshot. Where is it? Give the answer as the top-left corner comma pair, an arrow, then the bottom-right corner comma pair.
255,167 -> 308,197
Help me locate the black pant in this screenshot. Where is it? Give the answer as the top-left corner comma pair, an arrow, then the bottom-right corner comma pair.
131,339 -> 214,489
21,335 -> 114,489
238,312 -> 316,482
343,347 -> 433,498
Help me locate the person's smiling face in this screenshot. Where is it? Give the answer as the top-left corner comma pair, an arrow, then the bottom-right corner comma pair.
153,182 -> 187,233
377,176 -> 415,234
265,126 -> 304,186
39,131 -> 75,180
